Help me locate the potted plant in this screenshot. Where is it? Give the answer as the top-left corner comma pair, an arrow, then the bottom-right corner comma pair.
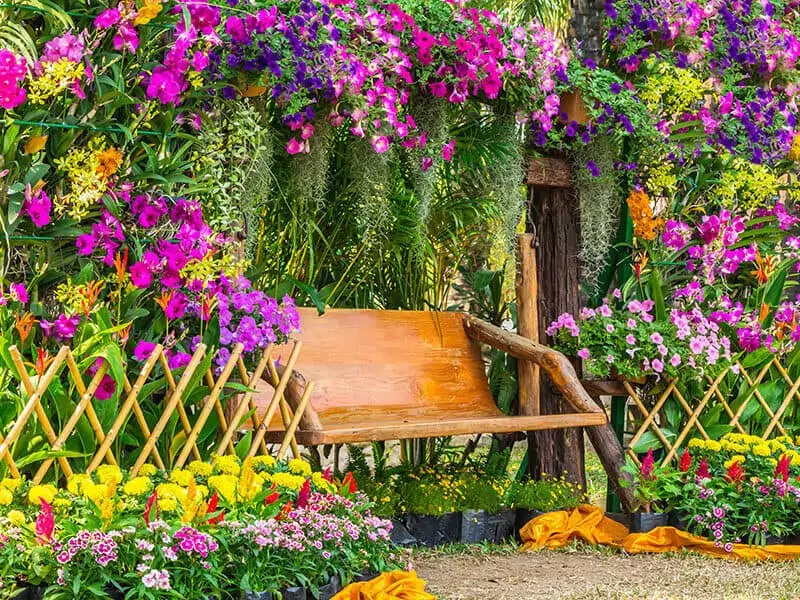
395,473 -> 463,547
458,476 -> 513,544
621,449 -> 670,532
508,476 -> 586,538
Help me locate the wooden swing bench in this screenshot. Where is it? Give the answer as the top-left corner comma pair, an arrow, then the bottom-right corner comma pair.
256,308 -> 608,445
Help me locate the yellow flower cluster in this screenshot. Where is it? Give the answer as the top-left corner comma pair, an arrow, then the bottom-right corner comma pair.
180,252 -> 248,289
643,162 -> 678,199
638,60 -> 709,116
627,189 -> 663,241
689,433 -> 800,465
53,138 -> 123,221
715,157 -> 780,210
27,59 -> 86,104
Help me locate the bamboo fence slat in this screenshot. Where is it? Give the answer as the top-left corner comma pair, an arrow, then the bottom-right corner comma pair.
624,357 -> 800,466
0,340 -> 309,480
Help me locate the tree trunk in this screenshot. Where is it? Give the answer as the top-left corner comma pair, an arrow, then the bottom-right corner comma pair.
527,181 -> 586,490
569,0 -> 605,63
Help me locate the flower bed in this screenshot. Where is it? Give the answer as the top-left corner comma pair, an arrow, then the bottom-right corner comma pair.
0,457 -> 402,598
623,434 -> 800,549
356,467 -> 585,547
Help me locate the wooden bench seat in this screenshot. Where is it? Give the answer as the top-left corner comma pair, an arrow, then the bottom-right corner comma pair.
254,308 -> 606,444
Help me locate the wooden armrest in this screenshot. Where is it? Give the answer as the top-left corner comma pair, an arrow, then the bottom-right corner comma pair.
463,317 -> 602,418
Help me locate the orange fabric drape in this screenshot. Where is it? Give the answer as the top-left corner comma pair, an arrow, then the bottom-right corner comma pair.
520,504 -> 800,561
332,570 -> 436,600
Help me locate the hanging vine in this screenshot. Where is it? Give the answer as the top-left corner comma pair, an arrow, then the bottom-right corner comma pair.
572,134 -> 622,292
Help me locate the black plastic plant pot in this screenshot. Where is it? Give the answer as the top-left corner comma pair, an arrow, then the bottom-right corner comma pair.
390,518 -> 417,547
784,533 -> 800,546
280,586 -> 307,600
460,509 -> 489,544
667,510 -> 690,532
242,592 -> 275,600
488,508 -> 515,544
316,575 -> 342,600
514,509 -> 544,540
404,513 -> 461,547
630,511 -> 669,533
353,571 -> 379,583
765,534 -> 786,546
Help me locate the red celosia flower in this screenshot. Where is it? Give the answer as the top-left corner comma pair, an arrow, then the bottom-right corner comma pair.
297,478 -> 311,508
206,491 -> 225,525
679,448 -> 692,473
726,460 -> 745,484
322,466 -> 333,482
143,490 -> 158,525
696,458 -> 710,479
341,471 -> 358,494
775,454 -> 790,482
35,499 -> 54,544
640,448 -> 655,480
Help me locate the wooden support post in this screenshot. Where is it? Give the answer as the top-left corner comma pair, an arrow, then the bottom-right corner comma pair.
526,157 -> 586,490
516,233 -> 540,419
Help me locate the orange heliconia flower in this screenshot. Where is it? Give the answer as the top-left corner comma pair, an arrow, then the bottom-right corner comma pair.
34,347 -> 55,378
134,0 -> 162,25
758,302 -> 771,324
15,312 -> 37,344
751,250 -> 776,286
156,290 -> 175,314
114,248 -> 129,284
78,281 -> 105,317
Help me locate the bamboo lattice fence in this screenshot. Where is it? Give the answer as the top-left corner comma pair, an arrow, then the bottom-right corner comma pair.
0,340 -> 313,483
623,354 -> 800,466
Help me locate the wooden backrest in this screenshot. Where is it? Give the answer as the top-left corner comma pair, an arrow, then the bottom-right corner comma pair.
264,309 -> 500,427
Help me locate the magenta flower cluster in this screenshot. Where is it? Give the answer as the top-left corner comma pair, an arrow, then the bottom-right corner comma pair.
56,530 -> 120,567
0,49 -> 27,109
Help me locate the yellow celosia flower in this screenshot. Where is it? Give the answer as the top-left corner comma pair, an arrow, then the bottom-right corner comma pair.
0,488 -> 13,506
170,469 -> 195,487
97,465 -> 123,486
311,472 -> 335,493
288,459 -> 312,476
208,475 -> 238,502
188,461 -> 213,477
28,484 -> 57,505
723,455 -> 745,469
123,476 -> 154,497
196,485 -> 209,500
7,510 -> 25,525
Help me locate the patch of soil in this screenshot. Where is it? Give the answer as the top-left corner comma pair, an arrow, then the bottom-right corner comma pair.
414,549 -> 800,600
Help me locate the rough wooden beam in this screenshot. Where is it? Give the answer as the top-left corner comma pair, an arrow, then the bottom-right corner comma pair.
463,316 -> 636,512
265,364 -> 324,432
525,157 -> 572,188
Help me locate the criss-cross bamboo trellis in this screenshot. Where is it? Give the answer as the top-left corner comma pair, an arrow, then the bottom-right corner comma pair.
623,356 -> 800,466
0,341 -> 314,483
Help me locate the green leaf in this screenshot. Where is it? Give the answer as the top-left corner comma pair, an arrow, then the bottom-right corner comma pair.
631,429 -> 675,453
14,448 -> 86,470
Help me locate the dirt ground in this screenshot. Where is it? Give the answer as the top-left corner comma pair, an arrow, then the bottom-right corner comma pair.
414,545 -> 800,600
